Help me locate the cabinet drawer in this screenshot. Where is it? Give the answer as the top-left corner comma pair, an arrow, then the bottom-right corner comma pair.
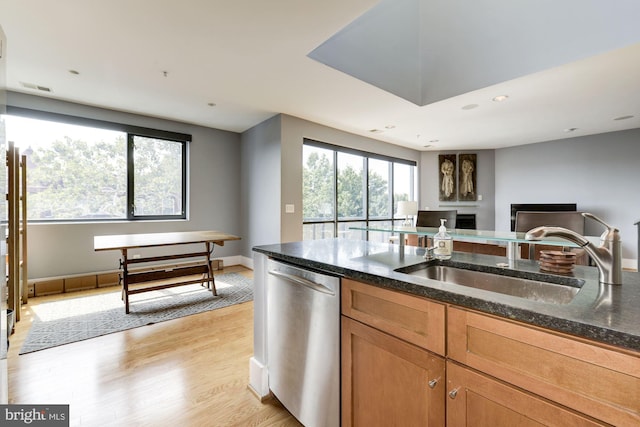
448,306 -> 640,426
446,361 -> 606,426
342,278 -> 445,355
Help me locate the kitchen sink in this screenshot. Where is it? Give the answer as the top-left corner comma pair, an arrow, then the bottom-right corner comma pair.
395,261 -> 584,304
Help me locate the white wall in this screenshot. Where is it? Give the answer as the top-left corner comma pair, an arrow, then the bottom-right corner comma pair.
9,92 -> 243,279
495,128 -> 640,263
420,150 -> 496,230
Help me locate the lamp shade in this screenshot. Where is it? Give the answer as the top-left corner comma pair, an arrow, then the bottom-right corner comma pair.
397,201 -> 418,216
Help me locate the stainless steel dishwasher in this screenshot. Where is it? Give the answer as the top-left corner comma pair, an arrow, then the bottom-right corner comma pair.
267,259 -> 340,427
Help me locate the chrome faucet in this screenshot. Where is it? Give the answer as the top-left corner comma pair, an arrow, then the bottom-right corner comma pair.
525,212 -> 622,285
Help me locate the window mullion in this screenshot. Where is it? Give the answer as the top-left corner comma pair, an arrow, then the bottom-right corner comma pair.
333,150 -> 338,237
127,134 -> 135,218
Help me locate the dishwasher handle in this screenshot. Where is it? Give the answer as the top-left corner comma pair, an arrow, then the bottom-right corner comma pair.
268,269 -> 336,296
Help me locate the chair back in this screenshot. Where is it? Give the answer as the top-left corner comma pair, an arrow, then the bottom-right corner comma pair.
515,211 -> 585,234
515,211 -> 587,263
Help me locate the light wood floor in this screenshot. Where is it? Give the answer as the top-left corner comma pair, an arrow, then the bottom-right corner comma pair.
7,266 -> 302,427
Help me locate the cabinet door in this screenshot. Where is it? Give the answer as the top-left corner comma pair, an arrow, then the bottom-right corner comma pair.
446,361 -> 606,426
448,306 -> 640,426
342,316 -> 445,427
342,278 -> 446,355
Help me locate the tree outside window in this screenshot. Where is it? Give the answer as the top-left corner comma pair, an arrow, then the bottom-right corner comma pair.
5,114 -> 187,221
303,140 -> 417,241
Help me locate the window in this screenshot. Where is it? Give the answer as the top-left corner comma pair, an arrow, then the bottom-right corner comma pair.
302,144 -> 335,239
337,152 -> 365,220
303,139 -> 417,241
5,109 -> 189,221
130,135 -> 186,219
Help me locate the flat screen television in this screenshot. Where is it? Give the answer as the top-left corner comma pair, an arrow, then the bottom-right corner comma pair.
510,203 -> 577,231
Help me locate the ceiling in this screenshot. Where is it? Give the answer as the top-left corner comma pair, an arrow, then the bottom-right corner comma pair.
1,0 -> 639,152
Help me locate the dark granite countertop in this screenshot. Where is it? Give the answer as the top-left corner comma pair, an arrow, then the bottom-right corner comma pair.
253,238 -> 640,352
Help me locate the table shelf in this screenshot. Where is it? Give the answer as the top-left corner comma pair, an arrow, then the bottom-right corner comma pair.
94,231 -> 240,313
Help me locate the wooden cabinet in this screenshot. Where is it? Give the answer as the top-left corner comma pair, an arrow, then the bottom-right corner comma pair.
448,306 -> 640,426
341,317 -> 445,427
341,279 -> 446,427
342,279 -> 640,426
446,361 -> 606,426
342,278 -> 445,356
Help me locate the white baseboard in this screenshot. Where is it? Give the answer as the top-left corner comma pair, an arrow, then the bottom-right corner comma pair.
240,255 -> 254,270
249,357 -> 269,399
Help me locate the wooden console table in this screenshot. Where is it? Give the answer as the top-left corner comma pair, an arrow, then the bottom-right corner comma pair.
94,230 -> 240,313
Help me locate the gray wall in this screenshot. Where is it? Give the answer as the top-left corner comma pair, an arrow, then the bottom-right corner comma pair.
419,150 -> 496,230
9,92 -> 243,279
495,128 -> 640,263
13,92 -> 639,275
280,114 -> 422,244
239,114 -> 422,258
239,115 -> 282,256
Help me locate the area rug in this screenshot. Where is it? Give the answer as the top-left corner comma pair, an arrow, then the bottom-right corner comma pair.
19,273 -> 253,355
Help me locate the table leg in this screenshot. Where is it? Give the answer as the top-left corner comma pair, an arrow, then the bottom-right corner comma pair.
122,248 -> 130,314
206,242 -> 217,296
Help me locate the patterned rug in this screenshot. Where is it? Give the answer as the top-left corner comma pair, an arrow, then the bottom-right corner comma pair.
19,273 -> 253,355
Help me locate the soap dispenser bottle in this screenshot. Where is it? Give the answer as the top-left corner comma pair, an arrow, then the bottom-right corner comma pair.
433,218 -> 453,260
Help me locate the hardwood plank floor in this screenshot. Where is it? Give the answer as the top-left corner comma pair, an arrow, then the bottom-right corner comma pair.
7,266 -> 302,427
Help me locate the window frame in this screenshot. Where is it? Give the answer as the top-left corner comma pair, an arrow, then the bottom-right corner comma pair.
7,106 -> 190,222
303,138 -> 417,240
127,133 -> 188,220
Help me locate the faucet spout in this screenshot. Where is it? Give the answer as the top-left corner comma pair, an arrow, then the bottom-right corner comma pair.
525,213 -> 622,286
525,226 -> 590,247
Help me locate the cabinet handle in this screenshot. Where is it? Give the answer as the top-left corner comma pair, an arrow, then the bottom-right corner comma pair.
448,388 -> 459,399
428,378 -> 439,389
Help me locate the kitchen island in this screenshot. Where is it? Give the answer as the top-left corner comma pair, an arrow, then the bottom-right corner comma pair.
251,239 -> 640,426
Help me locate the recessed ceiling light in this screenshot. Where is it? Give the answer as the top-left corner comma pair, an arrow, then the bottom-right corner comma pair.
461,104 -> 479,110
207,102 -> 216,107
68,69 -> 80,75
492,95 -> 509,102
369,129 -> 384,133
384,125 -> 395,129
429,139 -> 439,143
564,127 -> 578,133
423,144 -> 432,148
614,115 -> 634,121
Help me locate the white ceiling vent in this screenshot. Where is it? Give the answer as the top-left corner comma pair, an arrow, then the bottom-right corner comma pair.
20,81 -> 52,92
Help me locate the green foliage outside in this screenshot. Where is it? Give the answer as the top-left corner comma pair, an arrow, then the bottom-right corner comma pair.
303,151 -> 334,220
303,151 -> 410,221
133,136 -> 183,216
27,136 -> 127,219
26,135 -> 182,220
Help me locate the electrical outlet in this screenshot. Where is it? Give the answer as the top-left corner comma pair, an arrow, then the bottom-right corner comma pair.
285,204 -> 295,213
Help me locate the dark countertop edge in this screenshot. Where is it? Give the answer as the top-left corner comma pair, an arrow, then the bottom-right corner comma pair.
254,246 -> 640,353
